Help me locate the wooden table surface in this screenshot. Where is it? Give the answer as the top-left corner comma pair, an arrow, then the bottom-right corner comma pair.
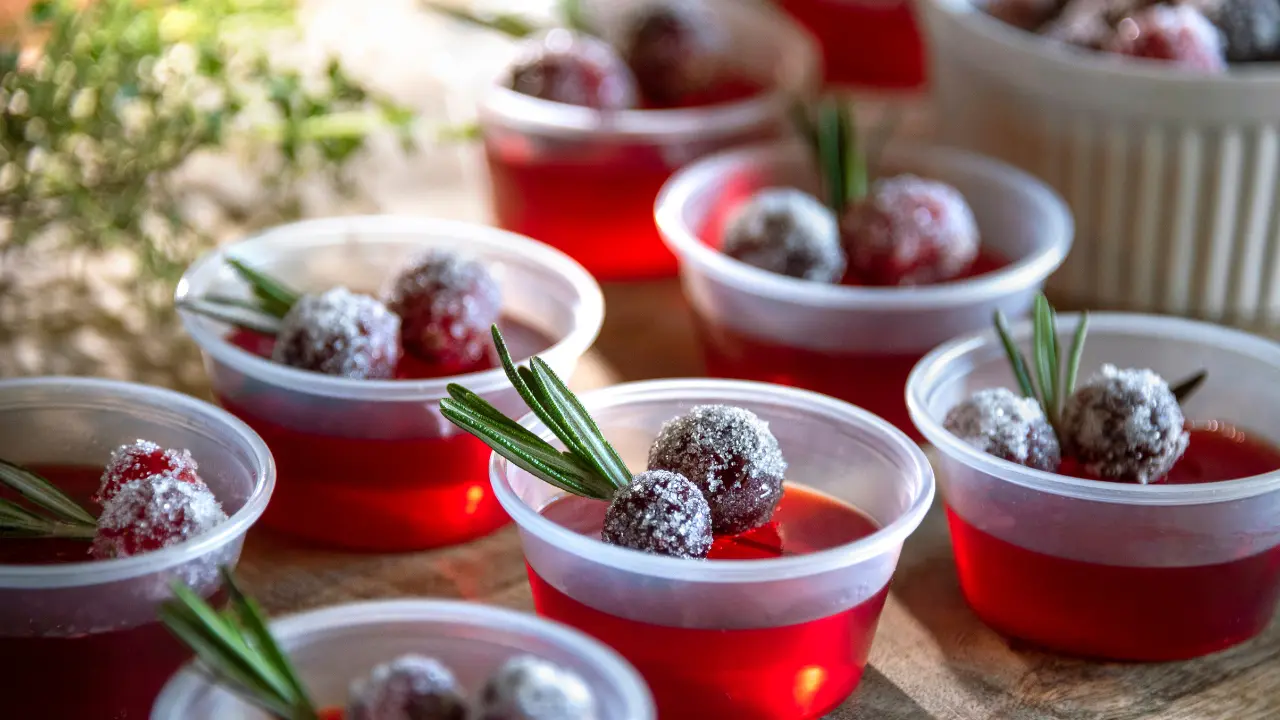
234,281 -> 1280,720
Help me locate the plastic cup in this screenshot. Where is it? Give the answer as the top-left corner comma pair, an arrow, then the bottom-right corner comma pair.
492,378 -> 935,720
655,138 -> 1072,438
479,0 -> 819,281
908,313 -> 1280,660
176,215 -> 603,552
151,599 -> 655,719
775,0 -> 926,89
0,377 -> 274,719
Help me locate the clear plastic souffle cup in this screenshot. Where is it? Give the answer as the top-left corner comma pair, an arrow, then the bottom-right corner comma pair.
491,379 -> 935,720
908,313 -> 1280,661
655,139 -> 1073,439
0,377 -> 274,720
151,599 -> 655,719
176,215 -> 603,552
479,0 -> 819,281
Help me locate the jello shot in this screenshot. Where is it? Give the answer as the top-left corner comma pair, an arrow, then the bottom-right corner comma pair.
471,371 -> 934,720
478,0 -> 819,280
153,598 -> 654,719
656,126 -> 1072,436
0,376 -> 274,719
909,305 -> 1280,660
176,215 -> 602,551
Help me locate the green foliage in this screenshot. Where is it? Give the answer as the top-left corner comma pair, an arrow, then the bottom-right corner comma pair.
0,0 -> 416,290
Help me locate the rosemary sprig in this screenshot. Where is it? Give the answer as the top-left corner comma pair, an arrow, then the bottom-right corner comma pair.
795,97 -> 867,216
159,568 -> 318,720
179,258 -> 299,335
993,294 -> 1209,438
420,1 -> 543,38
439,326 -> 632,501
0,458 -> 97,539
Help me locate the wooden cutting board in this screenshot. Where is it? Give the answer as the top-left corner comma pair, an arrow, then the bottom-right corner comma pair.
236,280 -> 1280,720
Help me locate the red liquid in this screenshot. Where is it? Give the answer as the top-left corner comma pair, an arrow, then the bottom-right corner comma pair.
528,485 -> 889,719
485,77 -> 774,281
0,466 -> 211,719
949,427 -> 1280,660
217,320 -> 551,551
777,0 -> 927,89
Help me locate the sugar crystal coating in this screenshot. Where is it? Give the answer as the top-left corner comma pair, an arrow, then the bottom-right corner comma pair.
384,249 -> 501,369
721,188 -> 845,283
347,654 -> 467,720
1061,364 -> 1190,484
91,475 -> 228,559
508,29 -> 638,110
943,388 -> 1062,472
620,0 -> 724,107
273,287 -> 401,379
96,439 -> 200,505
841,174 -> 980,286
602,470 -> 713,559
1102,5 -> 1228,70
647,404 -> 786,535
476,655 -> 597,720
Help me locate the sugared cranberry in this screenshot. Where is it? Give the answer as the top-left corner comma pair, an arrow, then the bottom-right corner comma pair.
1103,5 -> 1228,70
347,655 -> 468,720
601,470 -> 713,559
1061,364 -> 1190,484
1201,0 -> 1280,62
647,404 -> 786,536
384,250 -> 501,370
508,29 -> 638,110
96,439 -> 200,505
721,188 -> 845,283
841,174 -> 980,286
273,287 -> 401,379
1041,0 -> 1147,49
620,0 -> 723,107
983,0 -> 1064,30
91,476 -> 228,559
944,388 -> 1062,472
476,655 -> 596,720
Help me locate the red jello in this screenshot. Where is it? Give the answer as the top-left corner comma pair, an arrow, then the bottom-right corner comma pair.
948,425 -> 1280,660
695,199 -> 1009,435
776,0 -> 927,89
217,318 -> 552,551
0,466 -> 217,720
529,485 -> 887,720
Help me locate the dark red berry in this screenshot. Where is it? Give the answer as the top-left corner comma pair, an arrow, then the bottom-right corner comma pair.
96,439 -> 201,505
602,470 -> 713,559
1103,5 -> 1228,70
841,174 -> 980,286
982,0 -> 1064,30
721,188 -> 845,283
91,476 -> 228,559
508,29 -> 638,109
273,288 -> 401,379
1199,0 -> 1280,62
477,655 -> 596,720
647,404 -> 786,536
943,388 -> 1062,472
1061,365 -> 1189,484
620,1 -> 724,108
347,655 -> 468,720
384,250 -> 501,370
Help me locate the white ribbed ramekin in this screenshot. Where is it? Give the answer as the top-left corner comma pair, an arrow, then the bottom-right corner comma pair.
921,0 -> 1280,329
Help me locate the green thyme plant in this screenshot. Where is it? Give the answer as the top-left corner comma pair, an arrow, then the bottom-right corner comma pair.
0,0 -> 416,294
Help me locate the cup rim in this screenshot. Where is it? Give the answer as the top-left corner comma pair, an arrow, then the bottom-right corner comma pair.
925,0 -> 1280,86
175,215 -> 605,402
907,312 -> 1280,505
152,599 -> 656,719
654,139 -> 1073,310
491,378 -> 936,583
477,3 -> 819,140
0,377 -> 275,589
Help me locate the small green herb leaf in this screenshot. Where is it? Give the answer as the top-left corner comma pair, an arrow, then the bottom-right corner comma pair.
225,258 -> 300,319
1171,370 -> 1208,404
993,309 -> 1039,402
0,459 -> 97,526
422,1 -> 542,38
177,299 -> 284,336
